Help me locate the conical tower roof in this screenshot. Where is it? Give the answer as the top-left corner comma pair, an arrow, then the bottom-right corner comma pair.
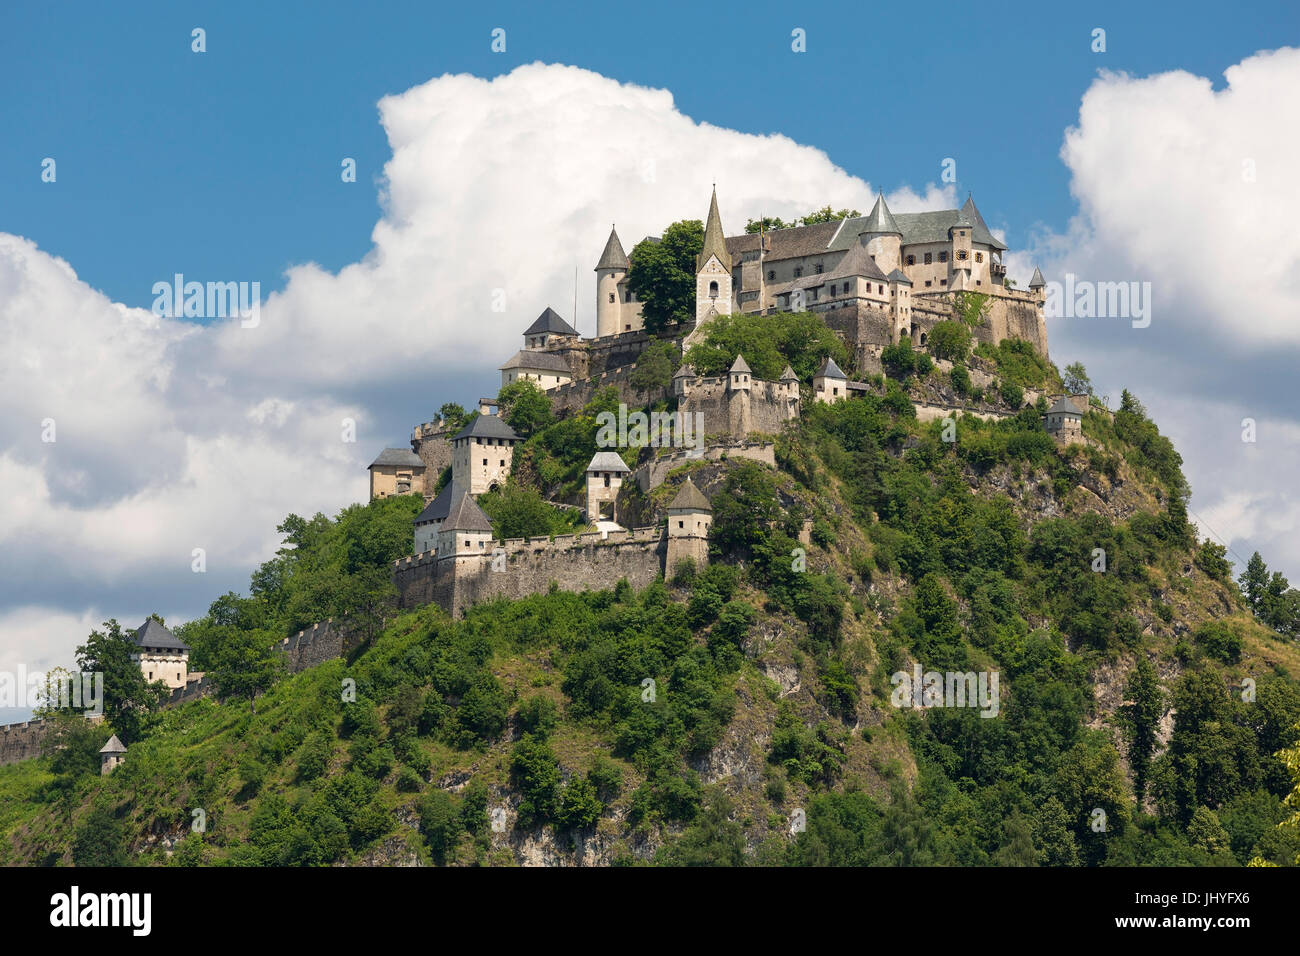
100,734 -> 127,754
595,225 -> 629,271
668,478 -> 712,512
1028,266 -> 1046,289
960,194 -> 1008,251
696,186 -> 732,271
816,355 -> 846,379
779,364 -> 798,382
729,354 -> 751,374
860,193 -> 902,236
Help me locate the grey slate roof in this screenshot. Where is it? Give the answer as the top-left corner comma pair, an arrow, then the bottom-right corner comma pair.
595,227 -> 629,271
729,354 -> 752,374
860,194 -> 902,235
443,490 -> 495,533
133,618 -> 190,652
499,350 -> 573,374
779,364 -> 798,381
587,452 -> 630,473
523,307 -> 578,337
452,414 -> 521,443
1045,396 -> 1083,417
415,482 -> 457,524
725,219 -> 842,262
887,268 -> 912,284
697,187 -> 732,271
668,478 -> 712,512
369,448 -> 425,469
100,734 -> 127,754
960,195 -> 1007,251
1028,267 -> 1046,288
823,240 -> 889,282
816,355 -> 847,379
673,364 -> 696,380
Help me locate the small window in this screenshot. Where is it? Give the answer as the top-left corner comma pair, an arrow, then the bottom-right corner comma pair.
924,252 -> 933,264
957,250 -> 968,261
709,280 -> 719,296
482,458 -> 488,466
499,459 -> 505,467
678,520 -> 684,528
939,251 -> 948,263
608,292 -> 615,303
815,263 -> 823,274
906,255 -> 916,266
794,267 -> 802,278
878,284 -> 884,294
925,280 -> 932,287
604,475 -> 610,487
975,252 -> 983,263
767,270 -> 775,281
940,279 -> 947,286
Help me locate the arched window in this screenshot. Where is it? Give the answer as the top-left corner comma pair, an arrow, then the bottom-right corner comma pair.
708,280 -> 719,297
608,292 -> 615,303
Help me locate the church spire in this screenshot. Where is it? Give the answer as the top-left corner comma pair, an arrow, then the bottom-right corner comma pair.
696,185 -> 731,272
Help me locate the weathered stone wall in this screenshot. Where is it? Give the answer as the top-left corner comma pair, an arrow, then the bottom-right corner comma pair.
632,441 -> 775,493
394,527 -> 665,617
411,421 -> 453,486
0,720 -> 50,765
277,618 -> 364,673
678,380 -> 798,440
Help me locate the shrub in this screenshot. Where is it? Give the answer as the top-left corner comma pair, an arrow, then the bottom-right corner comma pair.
999,380 -> 1024,409
950,364 -> 971,398
517,695 -> 560,739
1195,621 -> 1242,663
928,321 -> 972,362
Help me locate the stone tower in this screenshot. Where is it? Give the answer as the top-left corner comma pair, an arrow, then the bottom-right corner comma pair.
694,186 -> 732,330
100,735 -> 127,775
950,211 -> 973,291
860,193 -> 903,275
665,477 -> 712,574
450,415 -> 521,496
585,451 -> 630,523
595,226 -> 629,339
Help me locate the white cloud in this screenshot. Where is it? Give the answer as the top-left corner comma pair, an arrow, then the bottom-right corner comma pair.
1025,47 -> 1300,580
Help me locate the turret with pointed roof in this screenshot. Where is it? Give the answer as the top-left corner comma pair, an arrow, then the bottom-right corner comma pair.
595,225 -> 629,271
1028,267 -> 1046,289
860,193 -> 902,236
813,355 -> 848,404
100,734 -> 127,774
697,186 -> 732,272
667,478 -> 712,570
727,353 -> 752,392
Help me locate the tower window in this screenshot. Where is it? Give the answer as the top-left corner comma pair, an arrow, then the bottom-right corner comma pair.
957,250 -> 968,261
709,280 -> 719,297
975,252 -> 983,263
609,292 -> 615,303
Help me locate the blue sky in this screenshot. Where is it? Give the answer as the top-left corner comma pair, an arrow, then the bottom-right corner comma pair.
1,1 -> 1298,721
3,0 -> 1295,312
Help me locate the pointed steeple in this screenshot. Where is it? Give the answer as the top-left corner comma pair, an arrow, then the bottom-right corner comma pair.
861,193 -> 902,236
595,225 -> 629,271
1028,267 -> 1046,289
696,186 -> 731,272
960,193 -> 1008,251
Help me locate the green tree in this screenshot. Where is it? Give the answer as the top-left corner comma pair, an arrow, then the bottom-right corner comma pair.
629,338 -> 680,390
75,620 -> 168,743
208,627 -> 284,701
683,310 -> 848,383
1239,552 -> 1268,611
438,403 -> 472,430
73,804 -> 129,866
1063,362 -> 1092,395
926,320 -> 972,362
497,379 -> 553,439
558,774 -> 604,830
1119,657 -> 1164,804
477,484 -> 570,539
626,220 -> 704,335
744,215 -> 790,234
797,205 -> 860,226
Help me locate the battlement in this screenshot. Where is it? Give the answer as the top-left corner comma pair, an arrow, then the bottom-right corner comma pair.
633,440 -> 775,493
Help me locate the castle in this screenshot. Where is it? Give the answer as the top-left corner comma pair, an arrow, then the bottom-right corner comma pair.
376,186 -> 1058,619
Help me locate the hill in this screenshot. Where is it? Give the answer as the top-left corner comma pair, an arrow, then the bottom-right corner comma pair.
3,330 -> 1300,867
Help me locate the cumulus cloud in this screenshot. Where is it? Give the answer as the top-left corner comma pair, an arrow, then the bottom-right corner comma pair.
1020,47 -> 1300,580
0,62 -> 954,717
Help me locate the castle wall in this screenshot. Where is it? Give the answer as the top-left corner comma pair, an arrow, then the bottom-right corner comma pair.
0,721 -> 49,765
678,380 -> 798,441
632,441 -> 775,493
411,422 -> 453,486
394,528 -> 665,617
278,617 -> 364,673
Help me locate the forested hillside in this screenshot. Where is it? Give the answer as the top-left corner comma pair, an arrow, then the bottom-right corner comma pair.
4,324 -> 1300,867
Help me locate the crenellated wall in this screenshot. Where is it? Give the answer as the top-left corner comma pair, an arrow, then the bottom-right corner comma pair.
394,526 -> 666,617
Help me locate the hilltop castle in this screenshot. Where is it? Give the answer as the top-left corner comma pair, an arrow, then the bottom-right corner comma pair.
379,186 -> 1057,618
